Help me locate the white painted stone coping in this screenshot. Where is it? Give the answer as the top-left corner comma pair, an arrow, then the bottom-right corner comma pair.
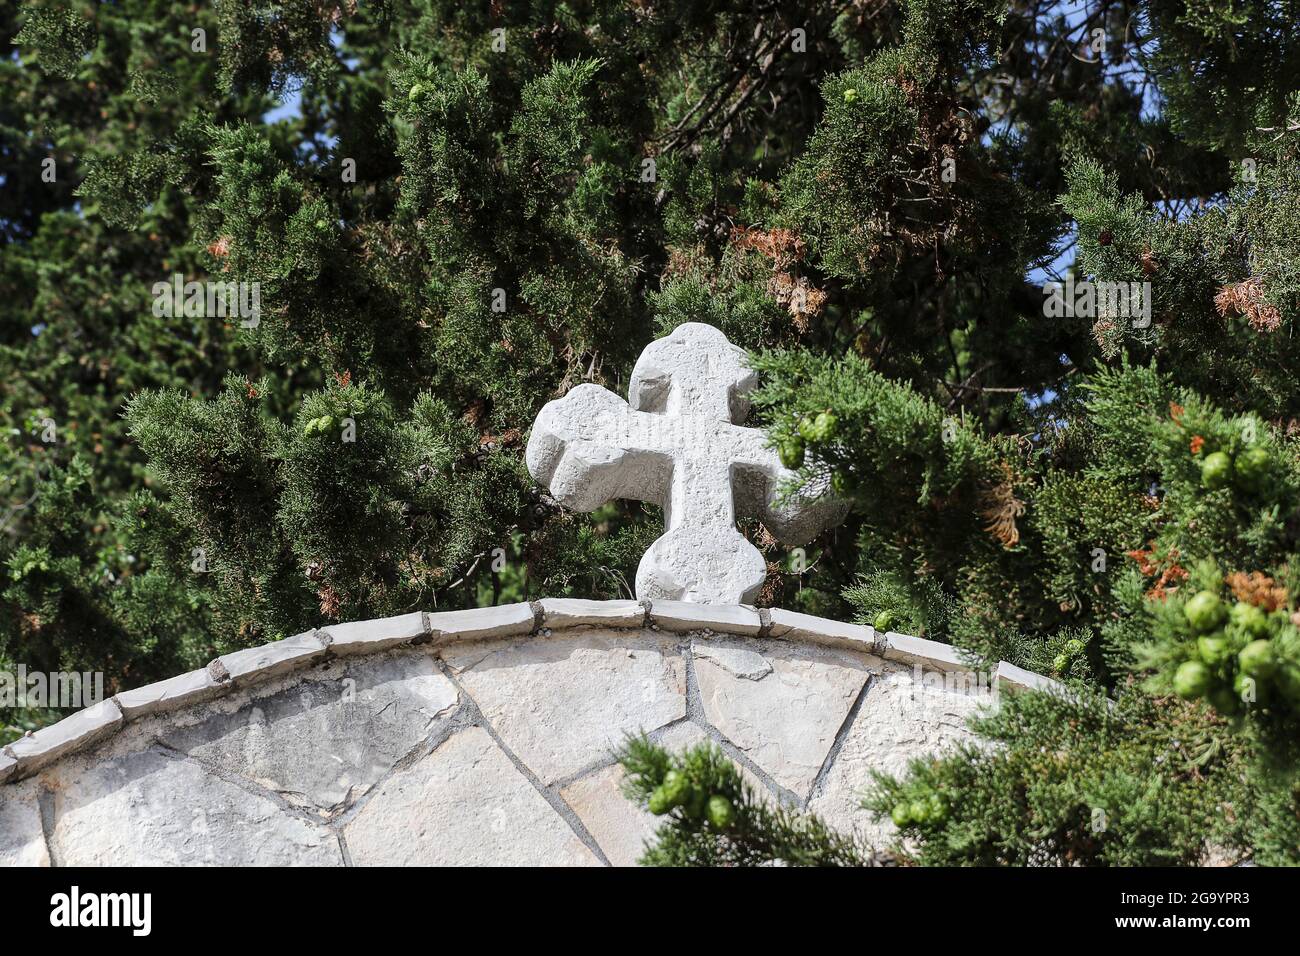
994,660 -> 1062,694
4,699 -> 123,779
0,600 -> 1062,784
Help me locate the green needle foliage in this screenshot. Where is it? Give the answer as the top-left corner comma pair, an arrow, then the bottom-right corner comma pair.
617,735 -> 883,866
864,685 -> 1251,866
3,0 -> 1299,861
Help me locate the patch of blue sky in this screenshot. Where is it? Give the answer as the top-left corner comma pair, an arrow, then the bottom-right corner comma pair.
261,81 -> 341,158
262,88 -> 303,125
1029,222 -> 1079,288
261,25 -> 347,153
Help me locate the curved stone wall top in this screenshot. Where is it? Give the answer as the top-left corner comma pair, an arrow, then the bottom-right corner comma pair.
2,600 -> 1074,866
0,599 -> 1060,788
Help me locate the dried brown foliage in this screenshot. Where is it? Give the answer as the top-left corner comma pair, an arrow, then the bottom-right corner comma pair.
1127,545 -> 1190,600
1225,571 -> 1289,612
979,462 -> 1025,548
1215,276 -> 1283,332
317,584 -> 341,619
731,226 -> 806,270
732,226 -> 826,329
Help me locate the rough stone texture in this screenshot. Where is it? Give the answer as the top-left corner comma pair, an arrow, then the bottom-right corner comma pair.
877,630 -> 967,671
560,721 -> 772,866
0,748 -> 16,784
6,698 -> 123,779
693,637 -> 871,799
807,661 -> 992,848
0,609 -> 1022,866
344,727 -> 599,866
540,597 -> 645,629
47,746 -> 342,865
427,602 -> 535,642
650,600 -> 762,635
322,612 -> 427,655
115,667 -> 222,720
557,761 -> 650,867
450,632 -> 686,784
996,660 -> 1063,694
0,782 -> 49,866
768,607 -> 874,652
526,323 -> 846,604
161,654 -> 458,814
217,631 -> 327,687
693,641 -> 773,680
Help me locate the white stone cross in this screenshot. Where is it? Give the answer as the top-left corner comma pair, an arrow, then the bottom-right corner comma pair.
526,322 -> 846,604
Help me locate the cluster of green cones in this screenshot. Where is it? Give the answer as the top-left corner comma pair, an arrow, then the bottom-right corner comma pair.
1173,590 -> 1300,714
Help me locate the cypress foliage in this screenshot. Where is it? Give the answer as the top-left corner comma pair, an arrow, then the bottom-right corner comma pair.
3,2 -> 1299,862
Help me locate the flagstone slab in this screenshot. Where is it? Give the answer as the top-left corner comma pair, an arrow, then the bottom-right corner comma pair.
47,746 -> 342,866
344,726 -> 600,866
806,661 -> 993,848
559,721 -> 773,866
540,598 -> 646,629
427,603 -> 535,642
321,612 -> 427,655
767,607 -> 874,652
0,782 -> 49,866
115,666 -> 223,720
650,600 -> 762,635
5,698 -> 123,780
216,630 -> 329,687
451,632 -> 687,784
160,652 -> 458,814
693,637 -> 873,799
693,641 -> 773,680
557,760 -> 649,867
996,660 -> 1065,694
0,604 -> 1035,866
877,631 -> 967,671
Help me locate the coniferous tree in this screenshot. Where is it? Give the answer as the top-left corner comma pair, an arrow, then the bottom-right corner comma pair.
2,1 -> 1299,863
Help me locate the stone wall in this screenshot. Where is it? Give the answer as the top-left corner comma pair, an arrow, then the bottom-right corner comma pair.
0,600 -> 1058,866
